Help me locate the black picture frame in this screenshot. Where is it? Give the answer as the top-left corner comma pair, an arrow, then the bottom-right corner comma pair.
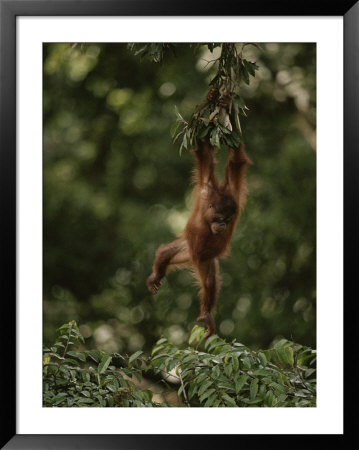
1,1 -> 357,448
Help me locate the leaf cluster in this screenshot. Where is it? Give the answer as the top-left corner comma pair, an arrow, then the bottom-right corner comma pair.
171,93 -> 248,154
43,321 -> 161,407
149,325 -> 316,407
171,43 -> 259,152
129,43 -> 259,152
127,43 -> 176,63
43,322 -> 316,407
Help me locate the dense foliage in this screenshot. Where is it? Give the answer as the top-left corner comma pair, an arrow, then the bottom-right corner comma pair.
43,322 -> 316,407
43,43 -> 316,356
170,43 -> 259,152
43,321 -> 159,407
150,325 -> 316,407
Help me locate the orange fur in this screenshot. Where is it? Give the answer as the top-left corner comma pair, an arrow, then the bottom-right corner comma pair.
147,139 -> 251,337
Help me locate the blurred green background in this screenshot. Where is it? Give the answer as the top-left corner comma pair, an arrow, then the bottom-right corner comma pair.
43,43 -> 316,354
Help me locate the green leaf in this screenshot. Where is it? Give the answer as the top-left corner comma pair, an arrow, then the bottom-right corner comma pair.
242,59 -> 258,77
235,113 -> 242,135
189,325 -> 206,345
263,350 -> 272,363
273,347 -> 294,367
258,383 -> 266,398
242,356 -> 252,369
198,380 -> 213,397
165,357 -> 177,372
67,351 -> 86,362
305,368 -> 316,378
129,350 -> 143,364
235,375 -> 248,394
204,335 -> 218,350
52,393 -> 67,406
81,390 -> 91,397
231,355 -> 239,372
250,378 -> 259,400
274,338 -> 290,349
258,352 -> 267,367
279,373 -> 291,387
174,105 -> 185,122
239,108 -> 247,117
86,350 -> 102,363
224,364 -> 233,378
198,125 -> 211,139
221,393 -> 237,407
106,383 -> 118,393
199,388 -> 216,403
57,322 -> 75,332
269,382 -> 286,394
203,391 -> 218,407
231,130 -> 241,146
97,355 -> 112,374
239,64 -> 250,85
209,128 -> 218,148
151,353 -> 169,361
217,382 -> 236,393
43,362 -> 59,368
265,390 -> 274,406
273,349 -> 287,367
235,96 -> 247,109
223,134 -> 235,148
252,369 -> 269,377
195,372 -> 209,385
284,347 -> 294,366
77,397 -> 94,405
243,43 -> 264,52
240,397 -> 263,405
63,358 -> 79,366
134,45 -> 147,57
182,355 -> 197,365
214,130 -> 220,148
70,328 -> 85,343
183,132 -> 188,149
212,365 -> 221,379
208,341 -> 226,352
188,383 -> 197,400
170,121 -> 180,138
173,129 -> 185,145
151,345 -> 165,356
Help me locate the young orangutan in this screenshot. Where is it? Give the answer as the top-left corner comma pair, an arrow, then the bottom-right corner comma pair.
146,139 -> 252,337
